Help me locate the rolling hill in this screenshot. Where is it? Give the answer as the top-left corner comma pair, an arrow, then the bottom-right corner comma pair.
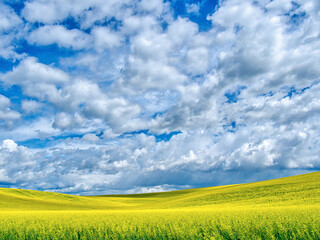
1,171 -> 319,210
1,171 -> 320,239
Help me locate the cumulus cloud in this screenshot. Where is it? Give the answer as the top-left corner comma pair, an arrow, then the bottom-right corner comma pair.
1,139 -> 18,152
186,3 -> 200,15
0,3 -> 24,60
208,0 -> 320,89
0,117 -> 59,142
21,100 -> 42,114
0,95 -> 21,124
119,17 -> 201,92
0,3 -> 22,32
138,0 -> 166,17
82,133 -> 100,142
3,57 -> 69,103
28,25 -> 91,50
186,47 -> 209,75
53,112 -> 77,129
91,26 -> 122,52
0,122 -> 318,194
22,0 -> 133,26
49,79 -> 141,132
0,139 -> 34,186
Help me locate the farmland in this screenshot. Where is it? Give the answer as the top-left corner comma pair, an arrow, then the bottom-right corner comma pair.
0,171 -> 320,239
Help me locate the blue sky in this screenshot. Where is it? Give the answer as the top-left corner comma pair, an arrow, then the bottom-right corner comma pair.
0,0 -> 319,195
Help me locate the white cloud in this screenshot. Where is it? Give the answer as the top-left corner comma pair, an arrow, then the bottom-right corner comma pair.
28,25 -> 91,50
47,78 -> 141,132
265,0 -> 292,14
167,17 -> 198,47
21,100 -> 42,113
0,106 -> 319,194
138,0 -> 165,17
0,94 -> 21,123
124,57 -> 187,91
186,3 -> 200,15
52,112 -> 74,129
92,27 -> 122,52
119,17 -> 201,92
22,0 -> 133,26
0,3 -> 24,60
186,47 -> 209,75
0,139 -> 35,186
101,128 -> 120,139
22,0 -> 66,24
1,139 -> 18,152
122,15 -> 159,35
0,3 -> 22,32
82,96 -> 141,129
127,184 -> 180,194
3,57 -> 69,102
0,94 -> 10,110
82,133 -> 100,142
207,0 -> 320,89
4,57 -> 69,84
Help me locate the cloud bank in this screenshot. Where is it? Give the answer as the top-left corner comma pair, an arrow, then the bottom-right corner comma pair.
0,0 -> 319,194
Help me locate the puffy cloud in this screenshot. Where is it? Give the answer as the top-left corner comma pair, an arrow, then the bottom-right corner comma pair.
0,120 -> 318,194
14,57 -> 69,83
186,47 -> 209,75
120,17 -> 201,92
48,79 -> 141,131
0,3 -> 24,60
21,100 -> 42,114
21,0 -> 95,24
53,112 -> 77,129
82,133 -> 100,142
22,0 -> 133,26
22,0 -> 67,24
138,0 -> 166,17
91,26 -> 122,52
0,117 -> 59,142
0,94 -> 11,110
0,139 -> 34,186
121,15 -> 159,35
208,0 -> 320,89
101,128 -> 120,139
76,0 -> 134,29
28,25 -> 91,50
3,57 -> 69,102
0,95 -> 21,124
82,96 -> 141,130
167,18 -> 198,47
124,57 -> 187,91
3,58 -> 141,133
186,3 -> 200,14
0,3 -> 22,32
1,139 -> 18,152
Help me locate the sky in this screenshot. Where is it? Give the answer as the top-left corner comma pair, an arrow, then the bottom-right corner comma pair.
0,0 -> 319,195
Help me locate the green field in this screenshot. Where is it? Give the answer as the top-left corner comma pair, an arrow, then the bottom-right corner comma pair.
0,171 -> 320,239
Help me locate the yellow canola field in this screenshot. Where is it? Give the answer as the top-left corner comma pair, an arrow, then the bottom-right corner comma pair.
0,171 -> 320,239
1,207 -> 320,239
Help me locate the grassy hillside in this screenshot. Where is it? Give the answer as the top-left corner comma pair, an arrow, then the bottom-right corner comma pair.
0,187 -> 132,210
1,172 -> 319,239
0,171 -> 319,210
